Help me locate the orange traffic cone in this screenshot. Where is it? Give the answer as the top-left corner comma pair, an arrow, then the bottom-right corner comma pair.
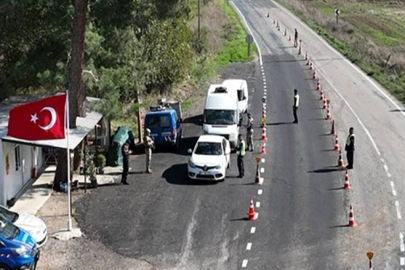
322,99 -> 327,109
305,52 -> 308,61
343,169 -> 351,189
337,149 -> 344,167
312,70 -> 316,80
325,108 -> 331,120
260,142 -> 266,155
330,120 -> 335,135
316,80 -> 321,91
309,62 -> 313,70
248,198 -> 258,220
306,58 -> 309,66
334,135 -> 340,151
261,127 -> 268,141
348,204 -> 357,227
319,91 -> 324,101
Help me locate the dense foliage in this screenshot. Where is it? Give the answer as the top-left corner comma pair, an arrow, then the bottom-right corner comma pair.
0,0 -> 200,118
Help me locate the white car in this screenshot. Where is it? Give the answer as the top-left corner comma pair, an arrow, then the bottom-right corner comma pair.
188,135 -> 231,181
0,205 -> 48,248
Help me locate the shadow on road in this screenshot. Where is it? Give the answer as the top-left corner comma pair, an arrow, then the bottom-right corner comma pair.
328,187 -> 345,191
163,163 -> 219,186
266,121 -> 293,126
230,217 -> 249,221
308,167 -> 345,173
176,136 -> 199,156
390,109 -> 405,112
329,224 -> 349,228
183,114 -> 203,126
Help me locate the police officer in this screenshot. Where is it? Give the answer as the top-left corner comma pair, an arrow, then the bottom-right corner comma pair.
245,113 -> 254,151
292,89 -> 300,123
121,141 -> 131,185
345,127 -> 355,169
294,28 -> 298,47
144,128 -> 155,174
236,134 -> 246,178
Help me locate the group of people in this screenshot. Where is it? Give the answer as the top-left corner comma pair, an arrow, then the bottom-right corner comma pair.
120,128 -> 155,185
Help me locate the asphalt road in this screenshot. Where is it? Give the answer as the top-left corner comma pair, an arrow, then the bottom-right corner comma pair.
76,0 -> 404,269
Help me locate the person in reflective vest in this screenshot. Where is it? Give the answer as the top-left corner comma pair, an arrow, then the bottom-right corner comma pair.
236,134 -> 246,178
292,89 -> 300,123
246,113 -> 254,151
345,127 -> 355,169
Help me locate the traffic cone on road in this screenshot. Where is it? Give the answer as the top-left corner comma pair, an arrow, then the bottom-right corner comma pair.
320,90 -> 324,101
260,142 -> 266,155
337,149 -> 344,167
306,58 -> 309,66
330,120 -> 336,135
316,80 -> 321,91
312,70 -> 316,80
305,52 -> 308,60
255,162 -> 263,185
343,169 -> 351,189
261,127 -> 268,141
334,135 -> 340,151
322,98 -> 327,109
325,108 -> 331,120
348,204 -> 357,227
309,62 -> 313,70
248,198 -> 258,220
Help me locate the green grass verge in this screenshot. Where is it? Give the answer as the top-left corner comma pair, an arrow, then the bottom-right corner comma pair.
215,2 -> 257,66
276,0 -> 405,103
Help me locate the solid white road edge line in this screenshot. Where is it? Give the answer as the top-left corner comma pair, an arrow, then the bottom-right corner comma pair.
230,1 -> 263,65
395,201 -> 402,220
271,0 -> 405,117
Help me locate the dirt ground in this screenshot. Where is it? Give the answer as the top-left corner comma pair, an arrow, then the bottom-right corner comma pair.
36,61 -> 257,270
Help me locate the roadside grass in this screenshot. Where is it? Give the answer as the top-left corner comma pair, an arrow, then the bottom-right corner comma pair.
276,0 -> 405,103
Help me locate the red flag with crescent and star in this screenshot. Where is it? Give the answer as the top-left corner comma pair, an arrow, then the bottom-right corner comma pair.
7,94 -> 66,140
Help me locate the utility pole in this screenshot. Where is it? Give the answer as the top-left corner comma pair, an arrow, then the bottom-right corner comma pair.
198,0 -> 201,39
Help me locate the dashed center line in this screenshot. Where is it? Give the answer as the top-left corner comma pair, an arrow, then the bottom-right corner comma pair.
401,257 -> 405,266
250,227 -> 256,234
395,201 -> 402,220
391,181 -> 398,196
256,202 -> 261,208
246,243 -> 252,250
242,259 -> 248,268
384,164 -> 389,172
260,168 -> 265,173
258,189 -> 263,195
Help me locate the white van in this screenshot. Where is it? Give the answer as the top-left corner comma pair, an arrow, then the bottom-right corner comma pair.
222,79 -> 249,113
203,84 -> 239,148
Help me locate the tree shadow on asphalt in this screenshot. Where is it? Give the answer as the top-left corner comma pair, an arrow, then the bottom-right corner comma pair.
308,166 -> 345,173
390,109 -> 405,112
163,163 -> 219,186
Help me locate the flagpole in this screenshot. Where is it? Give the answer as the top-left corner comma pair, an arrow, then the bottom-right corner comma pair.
66,90 -> 72,231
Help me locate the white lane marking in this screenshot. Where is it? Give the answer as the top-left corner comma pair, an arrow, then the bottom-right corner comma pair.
316,68 -> 381,156
251,227 -> 256,234
400,233 -> 404,252
263,78 -> 266,82
261,158 -> 265,163
242,259 -> 248,268
395,201 -> 402,220
384,164 -> 389,172
230,2 -> 264,65
261,167 -> 265,173
401,257 -> 405,266
391,181 -> 398,196
388,172 -> 392,178
263,81 -> 266,85
256,202 -> 261,208
381,158 -> 385,162
271,0 -> 405,117
246,243 -> 252,250
258,189 -> 263,195
263,85 -> 267,89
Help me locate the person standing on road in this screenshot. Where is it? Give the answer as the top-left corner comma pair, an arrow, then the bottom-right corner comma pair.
236,134 -> 246,178
292,89 -> 300,124
121,141 -> 131,185
245,113 -> 254,151
345,127 -> 355,169
294,28 -> 298,47
144,128 -> 155,174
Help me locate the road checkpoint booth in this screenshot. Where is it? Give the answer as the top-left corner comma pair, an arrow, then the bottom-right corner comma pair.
0,96 -> 109,207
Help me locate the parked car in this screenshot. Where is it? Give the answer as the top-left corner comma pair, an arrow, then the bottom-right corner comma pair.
0,219 -> 40,270
202,85 -> 240,149
187,135 -> 231,181
144,100 -> 182,151
0,206 -> 47,248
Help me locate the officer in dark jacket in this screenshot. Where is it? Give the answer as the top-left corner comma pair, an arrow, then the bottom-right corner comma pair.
121,141 -> 131,185
345,127 -> 355,169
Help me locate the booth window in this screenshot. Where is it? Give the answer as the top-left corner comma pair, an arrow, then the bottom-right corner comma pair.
14,145 -> 21,171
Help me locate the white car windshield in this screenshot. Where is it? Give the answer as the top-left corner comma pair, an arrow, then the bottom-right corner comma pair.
195,142 -> 222,155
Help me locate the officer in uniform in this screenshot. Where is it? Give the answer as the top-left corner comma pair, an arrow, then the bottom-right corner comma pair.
292,89 -> 300,123
144,128 -> 155,174
121,141 -> 131,185
246,113 -> 254,151
236,134 -> 246,178
345,127 -> 355,169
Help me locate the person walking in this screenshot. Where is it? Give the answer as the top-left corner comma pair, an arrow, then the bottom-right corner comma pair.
294,28 -> 298,47
121,141 -> 131,185
345,127 -> 355,169
144,128 -> 155,173
246,113 -> 254,151
236,134 -> 246,178
292,89 -> 300,123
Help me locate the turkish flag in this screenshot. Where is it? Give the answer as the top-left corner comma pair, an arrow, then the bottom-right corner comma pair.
7,94 -> 66,140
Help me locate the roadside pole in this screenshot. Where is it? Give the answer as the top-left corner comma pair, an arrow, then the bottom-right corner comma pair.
245,34 -> 253,58
334,8 -> 340,26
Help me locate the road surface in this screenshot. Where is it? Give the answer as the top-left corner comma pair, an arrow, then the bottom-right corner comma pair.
76,0 -> 405,269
